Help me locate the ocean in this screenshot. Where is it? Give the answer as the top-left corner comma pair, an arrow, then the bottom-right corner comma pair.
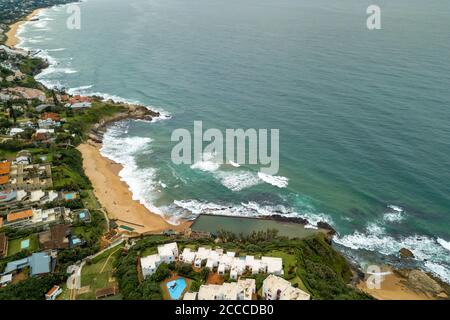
17,0 -> 450,282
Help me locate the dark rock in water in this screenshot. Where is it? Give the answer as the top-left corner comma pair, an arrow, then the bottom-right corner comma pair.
317,221 -> 337,235
399,248 -> 415,259
268,215 -> 308,225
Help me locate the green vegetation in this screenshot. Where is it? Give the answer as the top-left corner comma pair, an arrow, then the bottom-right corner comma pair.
113,233 -> 370,300
7,234 -> 39,256
52,148 -> 92,191
0,274 -> 64,300
63,101 -> 125,138
77,245 -> 123,300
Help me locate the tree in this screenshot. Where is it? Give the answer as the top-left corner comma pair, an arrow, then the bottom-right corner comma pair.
150,263 -> 171,283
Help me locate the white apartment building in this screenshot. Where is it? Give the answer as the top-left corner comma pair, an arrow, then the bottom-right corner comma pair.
262,275 -> 310,300
196,278 -> 256,300
140,242 -> 179,278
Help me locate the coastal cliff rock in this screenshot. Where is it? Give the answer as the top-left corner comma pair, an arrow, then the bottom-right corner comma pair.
269,215 -> 308,225
317,221 -> 337,236
406,270 -> 444,297
89,103 -> 160,142
399,248 -> 415,259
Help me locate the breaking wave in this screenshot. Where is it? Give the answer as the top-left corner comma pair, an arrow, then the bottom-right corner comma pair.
100,123 -> 168,220
257,172 -> 289,188
334,223 -> 450,283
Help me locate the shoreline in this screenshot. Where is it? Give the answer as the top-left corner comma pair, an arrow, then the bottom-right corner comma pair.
77,141 -> 192,234
357,266 -> 448,300
1,2 -> 448,300
5,8 -> 42,48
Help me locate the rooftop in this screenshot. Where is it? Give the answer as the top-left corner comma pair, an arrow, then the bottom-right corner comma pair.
7,209 -> 33,222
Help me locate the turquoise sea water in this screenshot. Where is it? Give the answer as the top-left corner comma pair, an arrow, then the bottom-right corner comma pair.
17,0 -> 450,281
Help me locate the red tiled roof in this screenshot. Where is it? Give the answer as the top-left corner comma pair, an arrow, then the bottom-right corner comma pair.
0,161 -> 11,175
0,176 -> 9,185
7,209 -> 33,222
41,112 -> 60,121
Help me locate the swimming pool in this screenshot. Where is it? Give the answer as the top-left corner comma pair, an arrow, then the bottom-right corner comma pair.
166,278 -> 187,300
20,239 -> 30,249
65,193 -> 76,200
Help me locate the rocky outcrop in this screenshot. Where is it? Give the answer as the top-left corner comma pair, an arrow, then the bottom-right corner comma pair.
399,248 -> 415,259
406,270 -> 444,297
268,215 -> 308,225
89,103 -> 160,142
317,221 -> 337,236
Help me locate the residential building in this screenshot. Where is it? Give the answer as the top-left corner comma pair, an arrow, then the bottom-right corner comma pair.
180,248 -> 196,264
141,242 -> 179,278
39,224 -> 71,250
95,287 -> 118,300
2,207 -> 69,229
9,128 -> 24,136
70,102 -> 92,109
140,254 -> 161,279
6,209 -> 33,228
45,286 -> 62,300
183,292 -> 198,300
196,279 -> 256,300
38,118 -> 61,129
157,242 -> 179,263
0,161 -> 11,189
262,275 -> 310,300
41,112 -> 60,122
7,163 -> 53,191
179,245 -> 283,277
0,274 -> 12,287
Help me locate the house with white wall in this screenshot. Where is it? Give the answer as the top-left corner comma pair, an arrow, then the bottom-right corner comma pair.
140,242 -> 178,278
196,278 -> 256,300
140,254 -> 161,279
262,275 -> 310,300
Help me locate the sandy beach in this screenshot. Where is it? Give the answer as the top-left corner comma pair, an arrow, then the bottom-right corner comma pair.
357,269 -> 434,300
5,8 -> 42,47
77,142 -> 191,234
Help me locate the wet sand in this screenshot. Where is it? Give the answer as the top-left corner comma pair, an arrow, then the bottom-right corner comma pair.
77,142 -> 191,234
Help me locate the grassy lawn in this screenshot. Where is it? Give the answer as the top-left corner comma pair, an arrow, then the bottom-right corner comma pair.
0,148 -> 17,160
141,246 -> 157,257
268,250 -> 310,293
7,234 -> 39,256
57,283 -> 71,300
77,245 -> 123,300
52,166 -> 88,190
81,189 -> 101,210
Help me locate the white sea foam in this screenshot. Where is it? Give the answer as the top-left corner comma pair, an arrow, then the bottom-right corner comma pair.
229,160 -> 240,167
214,171 -> 262,192
334,227 -> 450,283
47,48 -> 66,52
383,205 -> 405,223
67,85 -> 94,95
100,123 -> 177,223
190,152 -> 220,172
424,262 -> 450,284
257,172 -> 289,188
437,238 -> 450,252
171,199 -> 332,228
